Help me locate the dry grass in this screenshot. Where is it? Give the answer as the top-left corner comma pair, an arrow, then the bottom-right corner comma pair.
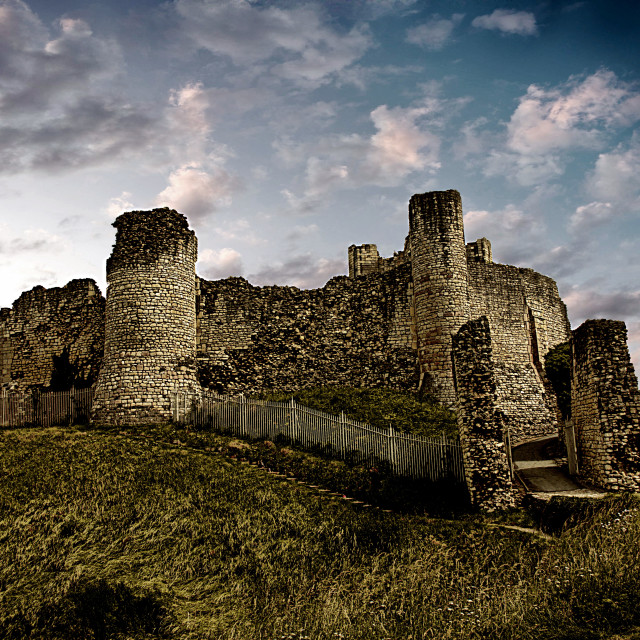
0,426 -> 638,639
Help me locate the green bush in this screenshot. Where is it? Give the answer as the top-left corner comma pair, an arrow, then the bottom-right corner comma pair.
544,342 -> 572,419
255,386 -> 458,437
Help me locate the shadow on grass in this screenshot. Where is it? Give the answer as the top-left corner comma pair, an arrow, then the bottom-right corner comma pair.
1,577 -> 173,640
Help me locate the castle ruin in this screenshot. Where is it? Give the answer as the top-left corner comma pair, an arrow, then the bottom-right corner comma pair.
2,189 -> 638,503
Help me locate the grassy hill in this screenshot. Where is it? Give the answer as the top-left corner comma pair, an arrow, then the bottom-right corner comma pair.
1,426 -> 639,640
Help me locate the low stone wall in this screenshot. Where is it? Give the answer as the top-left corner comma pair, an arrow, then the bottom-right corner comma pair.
571,320 -> 640,491
452,316 -> 515,511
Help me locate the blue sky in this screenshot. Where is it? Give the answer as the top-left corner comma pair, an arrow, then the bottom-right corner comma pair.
1,0 -> 639,367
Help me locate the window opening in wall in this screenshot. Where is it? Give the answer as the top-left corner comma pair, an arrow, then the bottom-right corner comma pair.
527,309 -> 541,368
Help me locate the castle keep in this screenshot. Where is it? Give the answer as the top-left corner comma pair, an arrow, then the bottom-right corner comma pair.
2,188 -> 638,500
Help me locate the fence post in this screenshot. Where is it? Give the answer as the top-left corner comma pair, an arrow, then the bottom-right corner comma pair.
240,393 -> 246,437
564,419 -> 579,475
290,397 -> 297,444
70,386 -> 76,426
340,411 -> 346,459
31,387 -> 39,427
388,425 -> 397,472
503,425 -> 514,481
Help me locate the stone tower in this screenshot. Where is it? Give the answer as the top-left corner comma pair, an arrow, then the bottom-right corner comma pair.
409,190 -> 469,406
91,208 -> 199,425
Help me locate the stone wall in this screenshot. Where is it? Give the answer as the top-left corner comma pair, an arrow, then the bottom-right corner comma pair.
452,316 -> 516,511
466,238 -> 492,264
0,190 -> 575,443
467,259 -> 571,443
409,190 -> 470,407
0,279 -> 104,389
91,208 -> 200,425
571,320 -> 640,491
195,262 -> 419,395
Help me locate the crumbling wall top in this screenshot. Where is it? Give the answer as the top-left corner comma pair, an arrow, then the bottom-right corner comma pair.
466,238 -> 492,264
107,208 -> 196,274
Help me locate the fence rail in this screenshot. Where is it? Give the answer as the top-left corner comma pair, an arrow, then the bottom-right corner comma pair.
172,390 -> 465,483
0,387 -> 94,427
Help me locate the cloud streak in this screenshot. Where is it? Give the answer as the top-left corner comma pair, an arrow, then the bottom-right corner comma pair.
406,13 -> 464,50
472,9 -> 537,36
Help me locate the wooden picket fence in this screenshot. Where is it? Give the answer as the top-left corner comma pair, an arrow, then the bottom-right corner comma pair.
171,390 -> 465,483
0,387 -> 94,427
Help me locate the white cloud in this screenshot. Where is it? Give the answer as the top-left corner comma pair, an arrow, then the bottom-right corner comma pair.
569,201 -> 615,234
278,99 -> 444,211
198,247 -> 243,280
463,204 -> 545,264
507,70 -> 640,156
286,224 -> 319,243
562,287 -> 640,372
472,9 -> 537,36
464,204 -> 543,239
249,254 -> 345,289
365,104 -> 441,179
154,163 -> 241,223
272,25 -> 371,88
0,1 -> 161,174
480,70 -> 640,187
212,219 -> 265,246
175,0 -> 371,87
483,150 -> 564,187
588,135 -> 640,206
452,117 -> 490,159
105,191 -> 134,220
563,286 -> 640,321
168,82 -> 212,139
406,14 -> 464,50
0,226 -> 65,255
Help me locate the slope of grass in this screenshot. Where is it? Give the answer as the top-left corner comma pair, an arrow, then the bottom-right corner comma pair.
1,426 -> 639,639
255,386 -> 458,437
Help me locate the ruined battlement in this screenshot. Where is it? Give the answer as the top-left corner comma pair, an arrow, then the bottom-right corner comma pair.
466,238 -> 493,264
348,243 -> 408,278
0,279 -> 104,389
107,208 -> 196,274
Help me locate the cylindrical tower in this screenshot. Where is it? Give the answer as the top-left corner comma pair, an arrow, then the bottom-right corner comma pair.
409,190 -> 469,406
91,208 -> 199,425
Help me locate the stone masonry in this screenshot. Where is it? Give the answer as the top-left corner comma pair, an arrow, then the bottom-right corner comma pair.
195,262 -> 419,395
0,279 -> 104,389
91,209 -> 200,425
409,190 -> 470,407
571,320 -> 640,492
452,316 -> 516,511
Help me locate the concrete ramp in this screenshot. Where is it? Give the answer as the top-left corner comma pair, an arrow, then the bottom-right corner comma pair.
513,436 -> 586,493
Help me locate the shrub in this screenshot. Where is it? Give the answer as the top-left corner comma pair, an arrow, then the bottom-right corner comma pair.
255,386 -> 458,437
544,342 -> 571,420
